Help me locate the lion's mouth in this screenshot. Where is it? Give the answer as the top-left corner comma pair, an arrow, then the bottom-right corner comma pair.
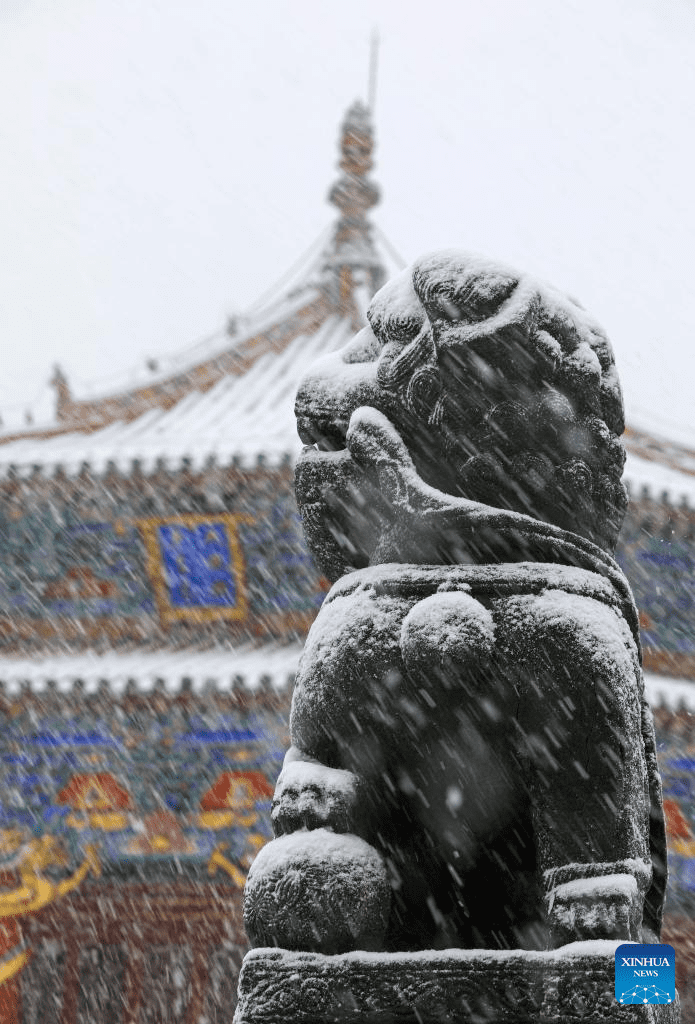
296,414 -> 350,454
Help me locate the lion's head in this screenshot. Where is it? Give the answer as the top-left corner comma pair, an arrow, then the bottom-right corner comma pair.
295,251 -> 627,581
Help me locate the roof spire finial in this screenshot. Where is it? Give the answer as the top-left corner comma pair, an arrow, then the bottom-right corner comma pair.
368,29 -> 379,112
323,97 -> 386,317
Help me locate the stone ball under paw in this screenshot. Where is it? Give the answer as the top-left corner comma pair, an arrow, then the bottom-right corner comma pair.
244,829 -> 390,953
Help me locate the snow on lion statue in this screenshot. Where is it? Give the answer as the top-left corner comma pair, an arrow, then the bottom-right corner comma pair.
243,250 -> 666,954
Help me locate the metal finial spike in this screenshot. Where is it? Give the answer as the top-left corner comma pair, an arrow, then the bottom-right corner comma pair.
368,29 -> 379,112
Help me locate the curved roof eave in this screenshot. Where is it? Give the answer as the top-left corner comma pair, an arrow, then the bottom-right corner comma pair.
0,650 -> 687,710
0,313 -> 356,478
0,643 -> 302,696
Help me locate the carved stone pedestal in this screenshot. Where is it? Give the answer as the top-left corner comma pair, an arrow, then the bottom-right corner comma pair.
234,942 -> 680,1024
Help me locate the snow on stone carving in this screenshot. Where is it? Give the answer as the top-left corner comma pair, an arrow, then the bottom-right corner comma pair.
242,250 -> 667,961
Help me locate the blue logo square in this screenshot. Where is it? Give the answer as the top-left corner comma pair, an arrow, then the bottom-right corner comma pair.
615,944 -> 676,1005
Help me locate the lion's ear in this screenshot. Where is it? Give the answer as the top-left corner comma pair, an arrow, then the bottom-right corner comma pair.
367,268 -> 426,347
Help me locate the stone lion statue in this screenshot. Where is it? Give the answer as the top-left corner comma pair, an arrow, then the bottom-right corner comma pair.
243,251 -> 666,954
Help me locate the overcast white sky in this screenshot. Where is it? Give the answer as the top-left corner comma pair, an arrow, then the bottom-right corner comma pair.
1,0 -> 694,436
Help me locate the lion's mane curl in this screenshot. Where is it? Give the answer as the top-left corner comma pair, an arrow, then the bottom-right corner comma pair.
366,250 -> 627,553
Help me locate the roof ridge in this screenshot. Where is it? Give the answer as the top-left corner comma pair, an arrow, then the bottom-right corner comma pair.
624,424 -> 695,478
0,287 -> 331,446
0,100 -> 392,447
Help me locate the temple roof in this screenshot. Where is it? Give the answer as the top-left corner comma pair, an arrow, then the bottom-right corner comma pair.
0,312 -> 355,474
0,353 -> 693,508
0,103 -> 692,506
624,446 -> 695,505
622,415 -> 695,505
0,101 -> 396,471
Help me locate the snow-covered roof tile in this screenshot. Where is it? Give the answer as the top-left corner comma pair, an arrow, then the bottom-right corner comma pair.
623,450 -> 695,505
0,645 -> 302,696
627,412 -> 695,454
644,672 -> 695,714
0,315 -> 354,477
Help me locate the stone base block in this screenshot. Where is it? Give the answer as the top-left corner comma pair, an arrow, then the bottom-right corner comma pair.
234,942 -> 680,1024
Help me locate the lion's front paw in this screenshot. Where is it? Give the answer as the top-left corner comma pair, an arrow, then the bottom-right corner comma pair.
271,761 -> 361,836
